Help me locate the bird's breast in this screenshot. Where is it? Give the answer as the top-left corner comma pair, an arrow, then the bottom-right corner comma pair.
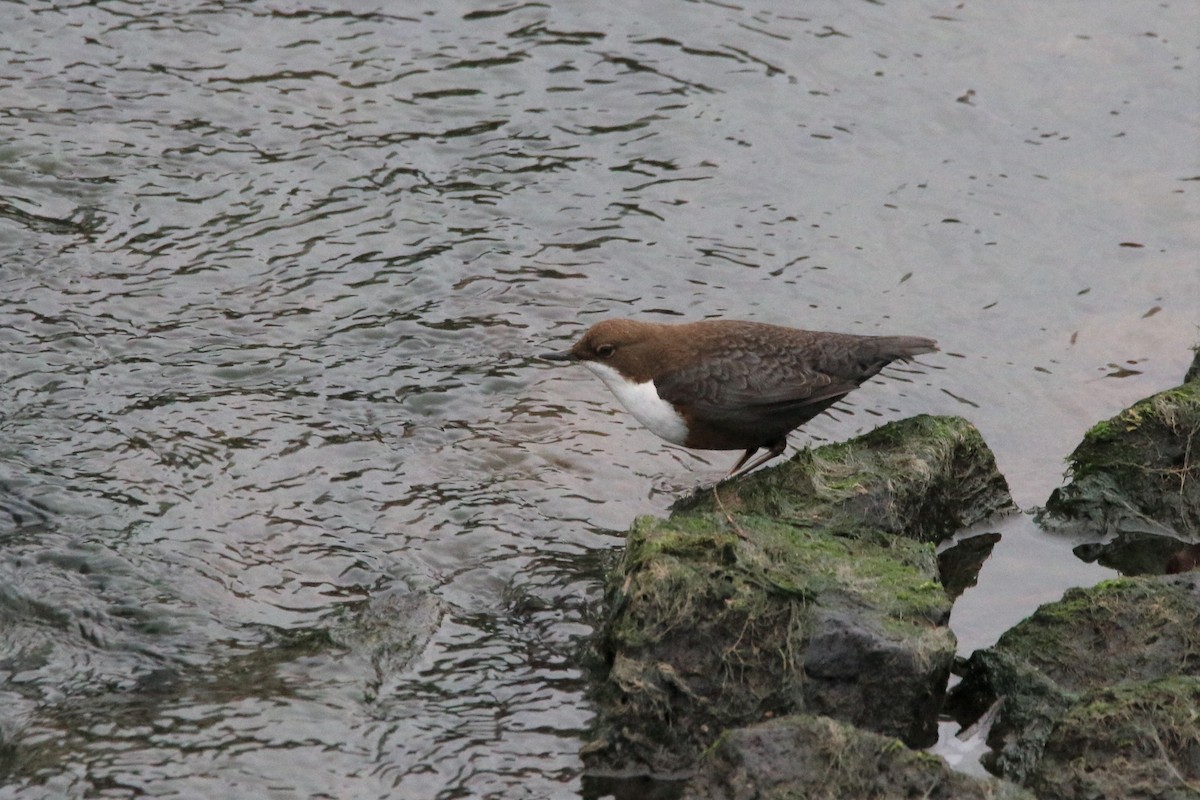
582,362 -> 690,446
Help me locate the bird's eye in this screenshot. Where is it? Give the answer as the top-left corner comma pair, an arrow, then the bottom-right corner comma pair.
596,344 -> 616,359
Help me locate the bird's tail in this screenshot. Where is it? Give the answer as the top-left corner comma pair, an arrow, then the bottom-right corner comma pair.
874,335 -> 938,361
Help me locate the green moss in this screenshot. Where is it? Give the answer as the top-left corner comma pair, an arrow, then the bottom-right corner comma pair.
1045,377 -> 1200,534
995,576 -> 1200,693
1065,676 -> 1200,729
677,415 -> 1012,545
1081,418 -> 1116,443
1070,382 -> 1200,482
1032,677 -> 1200,800
620,513 -> 947,633
624,514 -> 740,562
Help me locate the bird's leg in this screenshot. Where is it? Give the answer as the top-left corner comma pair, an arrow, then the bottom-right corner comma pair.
726,439 -> 787,480
725,447 -> 758,479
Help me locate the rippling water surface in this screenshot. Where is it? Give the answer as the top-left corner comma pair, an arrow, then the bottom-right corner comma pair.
1,1 -> 1196,797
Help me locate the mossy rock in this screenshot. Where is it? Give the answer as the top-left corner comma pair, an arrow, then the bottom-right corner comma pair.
1029,676 -> 1200,800
678,415 -> 1014,545
994,575 -> 1200,691
1043,369 -> 1200,538
686,714 -> 1036,800
949,573 -> 1200,787
587,504 -> 955,775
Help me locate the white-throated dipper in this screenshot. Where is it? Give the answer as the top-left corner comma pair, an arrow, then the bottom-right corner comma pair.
543,319 -> 937,478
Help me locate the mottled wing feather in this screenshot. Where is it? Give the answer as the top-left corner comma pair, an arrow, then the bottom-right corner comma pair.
654,329 -> 932,426
655,356 -> 856,421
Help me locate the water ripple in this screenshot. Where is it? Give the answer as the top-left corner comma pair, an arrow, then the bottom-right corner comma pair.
1,0 -> 1196,797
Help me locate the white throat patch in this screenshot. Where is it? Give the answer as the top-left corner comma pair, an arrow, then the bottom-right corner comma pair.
583,361 -> 689,446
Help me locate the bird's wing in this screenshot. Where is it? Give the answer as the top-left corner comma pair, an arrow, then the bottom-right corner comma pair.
655,353 -> 858,421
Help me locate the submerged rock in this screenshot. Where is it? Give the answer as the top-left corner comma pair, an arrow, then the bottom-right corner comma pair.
686,714 -> 1036,800
948,572 -> 1200,797
584,415 -> 1013,777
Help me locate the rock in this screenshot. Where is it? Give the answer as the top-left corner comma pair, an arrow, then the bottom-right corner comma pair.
948,572 -> 1200,793
678,415 -> 1015,545
948,649 -> 1077,782
990,574 -> 1200,691
945,349 -> 1200,798
686,714 -> 1036,800
1041,365 -> 1200,540
1030,677 -> 1200,800
585,416 -> 1013,777
585,513 -> 955,776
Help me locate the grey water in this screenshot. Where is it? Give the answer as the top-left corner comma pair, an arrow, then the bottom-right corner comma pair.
0,1 -> 1196,797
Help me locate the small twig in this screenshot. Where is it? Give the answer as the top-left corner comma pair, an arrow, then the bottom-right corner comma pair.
1179,427 -> 1195,496
1146,724 -> 1200,793
712,484 -> 749,540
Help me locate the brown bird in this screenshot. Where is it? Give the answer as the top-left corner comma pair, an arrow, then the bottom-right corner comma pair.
543,318 -> 936,478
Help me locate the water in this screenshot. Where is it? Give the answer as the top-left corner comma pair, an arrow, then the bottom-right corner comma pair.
1,1 -> 1196,797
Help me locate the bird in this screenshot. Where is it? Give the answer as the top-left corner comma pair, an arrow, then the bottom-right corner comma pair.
543,318 -> 937,479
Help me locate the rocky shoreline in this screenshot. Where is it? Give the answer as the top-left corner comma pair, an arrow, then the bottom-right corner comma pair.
582,349 -> 1200,799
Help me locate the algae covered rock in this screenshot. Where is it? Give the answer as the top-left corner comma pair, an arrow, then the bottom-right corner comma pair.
1042,367 -> 1200,539
949,572 -> 1200,792
585,415 -> 1014,777
686,714 -> 1036,800
988,574 -> 1200,690
585,514 -> 954,776
678,415 -> 1014,544
1028,677 -> 1200,800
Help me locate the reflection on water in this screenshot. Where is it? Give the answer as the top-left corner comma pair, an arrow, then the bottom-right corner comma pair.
1,0 -> 1196,796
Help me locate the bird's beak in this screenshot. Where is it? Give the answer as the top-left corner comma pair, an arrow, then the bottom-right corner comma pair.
541,349 -> 576,362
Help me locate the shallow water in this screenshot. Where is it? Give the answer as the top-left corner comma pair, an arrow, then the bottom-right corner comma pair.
0,1 -> 1196,797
